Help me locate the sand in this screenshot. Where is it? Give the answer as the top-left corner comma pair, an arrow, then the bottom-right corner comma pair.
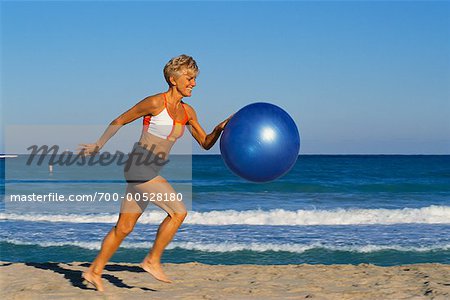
0,262 -> 449,299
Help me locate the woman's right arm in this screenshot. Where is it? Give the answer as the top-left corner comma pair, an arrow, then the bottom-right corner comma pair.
79,96 -> 160,155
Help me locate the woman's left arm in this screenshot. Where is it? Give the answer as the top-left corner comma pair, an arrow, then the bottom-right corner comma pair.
184,104 -> 232,150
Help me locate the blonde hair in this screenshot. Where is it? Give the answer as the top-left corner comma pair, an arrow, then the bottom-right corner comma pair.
163,54 -> 199,86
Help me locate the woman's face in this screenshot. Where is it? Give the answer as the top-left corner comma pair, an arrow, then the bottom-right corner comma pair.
171,69 -> 197,97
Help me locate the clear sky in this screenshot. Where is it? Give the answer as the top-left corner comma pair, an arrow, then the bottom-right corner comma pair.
1,1 -> 449,154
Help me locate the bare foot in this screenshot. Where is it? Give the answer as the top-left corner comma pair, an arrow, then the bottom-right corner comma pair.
140,260 -> 172,283
82,270 -> 105,292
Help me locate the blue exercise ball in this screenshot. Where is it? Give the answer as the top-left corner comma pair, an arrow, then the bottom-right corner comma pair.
220,102 -> 300,182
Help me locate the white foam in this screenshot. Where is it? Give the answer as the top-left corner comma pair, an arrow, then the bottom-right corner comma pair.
0,154 -> 18,158
3,238 -> 449,253
1,205 -> 450,225
169,242 -> 450,253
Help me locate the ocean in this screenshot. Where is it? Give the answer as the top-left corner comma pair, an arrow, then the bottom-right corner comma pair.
1,155 -> 449,266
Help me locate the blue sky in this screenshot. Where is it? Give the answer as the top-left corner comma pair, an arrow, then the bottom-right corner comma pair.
2,1 -> 449,154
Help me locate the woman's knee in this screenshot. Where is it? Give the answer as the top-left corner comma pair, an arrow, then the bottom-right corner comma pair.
114,220 -> 136,236
170,211 -> 187,224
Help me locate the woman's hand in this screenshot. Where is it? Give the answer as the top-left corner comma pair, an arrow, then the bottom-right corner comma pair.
78,143 -> 101,156
217,114 -> 234,131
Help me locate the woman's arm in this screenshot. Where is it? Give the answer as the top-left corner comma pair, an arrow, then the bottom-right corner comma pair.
184,104 -> 232,150
79,96 -> 161,155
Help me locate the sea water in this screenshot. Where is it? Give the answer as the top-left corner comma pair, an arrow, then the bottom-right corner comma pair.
1,155 -> 449,266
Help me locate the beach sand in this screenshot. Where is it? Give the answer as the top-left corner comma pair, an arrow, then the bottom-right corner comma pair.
0,262 -> 449,299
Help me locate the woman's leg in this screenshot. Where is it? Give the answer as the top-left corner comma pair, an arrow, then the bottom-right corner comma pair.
132,176 -> 187,283
83,184 -> 148,291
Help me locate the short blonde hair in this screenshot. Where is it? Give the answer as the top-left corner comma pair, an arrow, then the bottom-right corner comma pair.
163,54 -> 199,86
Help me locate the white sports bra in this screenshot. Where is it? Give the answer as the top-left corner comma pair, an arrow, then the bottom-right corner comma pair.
142,93 -> 189,142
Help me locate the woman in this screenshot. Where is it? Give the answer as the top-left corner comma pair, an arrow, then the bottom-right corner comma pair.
79,55 -> 231,291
